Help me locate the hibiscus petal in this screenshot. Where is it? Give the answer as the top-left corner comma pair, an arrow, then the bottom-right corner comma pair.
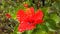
18,24 -> 25,32
18,21 -> 35,32
16,9 -> 28,22
34,9 -> 44,24
25,7 -> 34,17
30,7 -> 34,13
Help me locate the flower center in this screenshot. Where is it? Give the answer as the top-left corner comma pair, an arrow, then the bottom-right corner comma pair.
28,20 -> 34,25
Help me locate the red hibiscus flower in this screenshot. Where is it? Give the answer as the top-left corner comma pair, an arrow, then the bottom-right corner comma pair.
23,3 -> 28,8
5,13 -> 11,19
16,7 -> 44,32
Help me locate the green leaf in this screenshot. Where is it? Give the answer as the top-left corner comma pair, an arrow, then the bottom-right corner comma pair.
46,19 -> 59,30
41,7 -> 48,15
13,23 -> 19,34
26,30 -> 33,34
17,32 -> 22,34
50,14 -> 60,23
32,29 -> 47,34
40,25 -> 49,32
31,24 -> 48,34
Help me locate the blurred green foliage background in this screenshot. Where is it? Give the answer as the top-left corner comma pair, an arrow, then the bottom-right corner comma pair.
0,0 -> 60,34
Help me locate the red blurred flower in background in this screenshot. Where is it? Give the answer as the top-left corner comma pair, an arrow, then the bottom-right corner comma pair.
23,3 -> 28,8
5,13 -> 11,19
16,7 -> 44,32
